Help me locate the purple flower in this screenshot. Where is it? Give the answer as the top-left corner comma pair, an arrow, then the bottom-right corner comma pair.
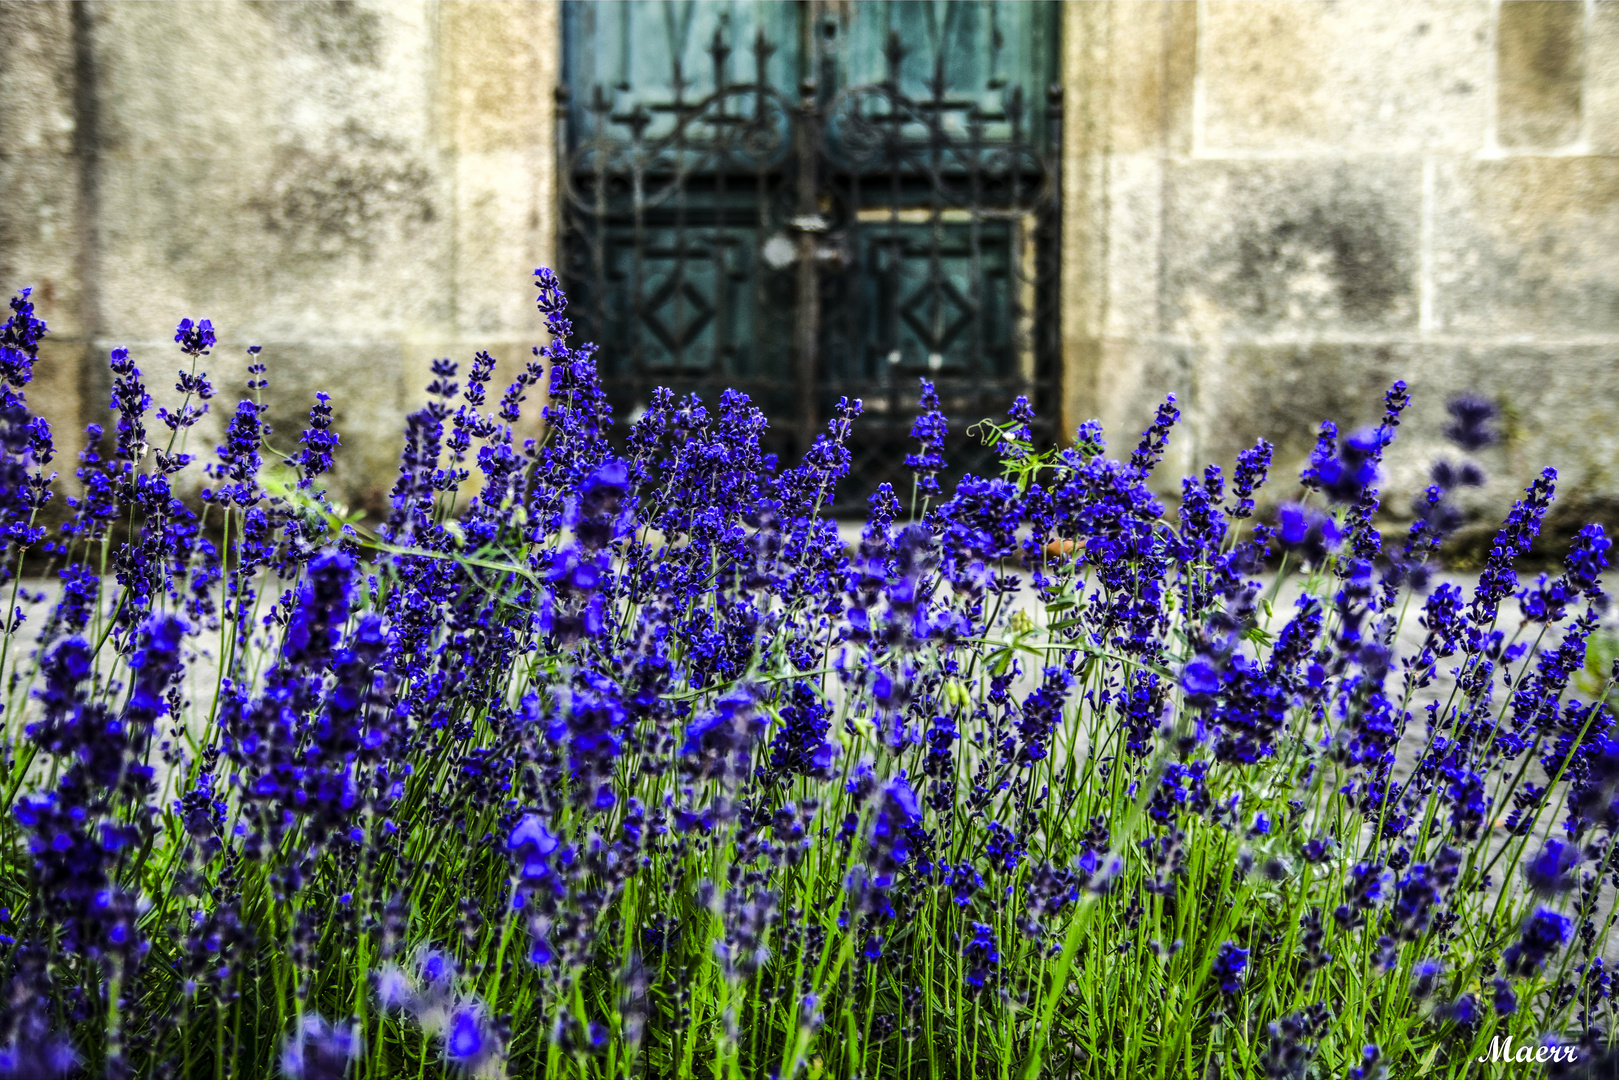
1274,503 -> 1342,566
1503,908 -> 1572,976
1128,396 -> 1180,479
508,813 -> 563,888
174,317 -> 217,356
0,288 -> 47,386
295,392 -> 340,491
1311,427 -> 1382,504
905,378 -> 949,497
444,1000 -> 502,1073
1228,439 -> 1273,520
1565,523 -> 1611,596
1524,838 -> 1581,895
279,1015 -> 359,1080
1181,655 -> 1220,699
1444,993 -> 1480,1028
1492,977 -> 1517,1017
1442,393 -> 1497,451
1211,941 -> 1249,995
963,922 -> 999,988
1410,960 -> 1443,1000
0,1010 -> 77,1078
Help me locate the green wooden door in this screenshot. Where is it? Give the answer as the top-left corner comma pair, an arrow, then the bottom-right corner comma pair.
561,0 -> 1060,507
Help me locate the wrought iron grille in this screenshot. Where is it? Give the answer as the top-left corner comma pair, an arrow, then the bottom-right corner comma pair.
559,0 -> 1061,510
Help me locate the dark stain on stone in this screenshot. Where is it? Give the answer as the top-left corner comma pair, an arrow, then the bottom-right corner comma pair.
1444,494 -> 1619,571
1218,343 -> 1402,467
1226,190 -> 1409,326
254,121 -> 434,258
251,1 -> 383,67
1497,0 -> 1583,147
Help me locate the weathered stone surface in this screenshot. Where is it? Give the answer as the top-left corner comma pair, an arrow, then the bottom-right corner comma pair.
1090,337 -> 1200,481
0,155 -> 86,338
3,0 -> 560,513
1059,1 -> 1107,439
1496,0 -> 1584,149
3,0 -> 1617,529
1101,154 -> 1166,342
0,1 -> 77,156
1161,160 -> 1423,338
441,1 -> 559,354
0,0 -> 562,514
1097,0 -> 1196,156
94,150 -> 453,341
1190,341 -> 1619,531
1591,1 -> 1619,153
1200,1 -> 1490,153
0,0 -> 87,357
1431,158 -> 1619,335
1196,343 -> 1408,478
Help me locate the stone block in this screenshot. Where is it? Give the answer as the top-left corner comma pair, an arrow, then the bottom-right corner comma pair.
1059,337 -> 1101,447
438,1 -> 558,155
1162,160 -> 1422,338
1098,0 -> 1196,155
1592,1 -> 1619,153
95,149 -> 453,342
1198,343 -> 1409,487
1193,340 -> 1619,533
1431,158 -> 1619,335
442,1 -> 559,338
1092,337 -> 1200,485
0,154 -> 86,337
1496,0 -> 1584,149
453,151 -> 551,337
93,2 -> 434,161
1200,1 -> 1490,153
0,1 -> 77,156
1101,154 -> 1165,341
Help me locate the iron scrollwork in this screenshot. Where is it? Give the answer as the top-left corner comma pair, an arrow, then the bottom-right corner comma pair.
559,6 -> 1061,510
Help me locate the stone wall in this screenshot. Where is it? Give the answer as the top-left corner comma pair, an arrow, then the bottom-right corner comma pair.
0,0 -> 559,513
3,1 -> 1617,540
1062,0 -> 1619,550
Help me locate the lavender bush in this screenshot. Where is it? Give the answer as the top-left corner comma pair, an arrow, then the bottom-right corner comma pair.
0,270 -> 1615,1078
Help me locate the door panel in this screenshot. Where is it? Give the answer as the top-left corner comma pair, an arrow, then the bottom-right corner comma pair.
561,0 -> 1060,510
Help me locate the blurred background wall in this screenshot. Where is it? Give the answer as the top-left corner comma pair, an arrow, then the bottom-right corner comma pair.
1065,1 -> 1619,549
0,0 -> 559,511
0,0 -> 1616,546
